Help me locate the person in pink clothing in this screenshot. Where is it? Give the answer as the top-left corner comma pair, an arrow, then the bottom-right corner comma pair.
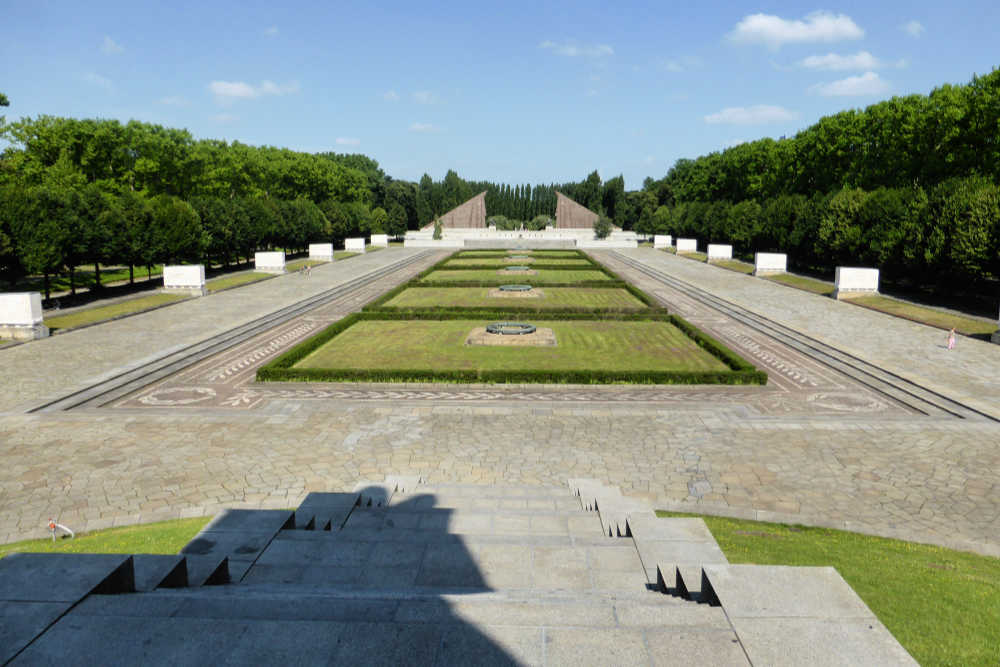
947,327 -> 956,350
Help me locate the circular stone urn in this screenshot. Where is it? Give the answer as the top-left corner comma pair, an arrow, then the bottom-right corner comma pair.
485,322 -> 537,336
498,284 -> 533,292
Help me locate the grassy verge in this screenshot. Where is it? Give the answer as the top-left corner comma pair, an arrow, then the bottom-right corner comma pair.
421,269 -> 615,284
44,293 -> 189,332
845,294 -> 998,336
334,251 -> 360,260
381,287 -> 649,312
205,272 -> 272,292
711,259 -> 754,275
285,259 -> 325,272
657,511 -> 999,666
0,517 -> 211,558
765,273 -> 835,296
678,251 -> 708,262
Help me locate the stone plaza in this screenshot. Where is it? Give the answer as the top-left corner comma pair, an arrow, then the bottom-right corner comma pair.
1,243 -> 998,662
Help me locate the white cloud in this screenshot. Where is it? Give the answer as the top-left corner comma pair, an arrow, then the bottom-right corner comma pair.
208,80 -> 299,102
83,72 -> 113,91
213,113 -> 239,122
799,50 -> 882,71
661,56 -> 703,73
409,122 -> 437,133
902,20 -> 925,37
158,96 -> 189,106
810,71 -> 889,97
412,91 -> 437,104
729,11 -> 864,49
539,40 -> 614,57
335,137 -> 360,146
264,26 -> 279,36
382,90 -> 399,102
704,105 -> 799,125
101,36 -> 124,55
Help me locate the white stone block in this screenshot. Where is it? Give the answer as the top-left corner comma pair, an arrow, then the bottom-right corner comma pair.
754,253 -> 787,276
0,292 -> 48,340
707,244 -> 733,261
345,238 -> 366,252
309,243 -> 334,261
833,267 -> 879,299
369,234 -> 389,247
676,238 -> 697,253
255,251 -> 286,274
162,265 -> 206,296
654,235 -> 672,248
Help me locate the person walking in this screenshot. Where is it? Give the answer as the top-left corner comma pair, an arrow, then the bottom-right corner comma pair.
947,327 -> 956,350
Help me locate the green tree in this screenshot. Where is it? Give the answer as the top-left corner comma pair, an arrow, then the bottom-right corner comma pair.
150,195 -> 203,265
386,203 -> 408,237
593,214 -> 612,240
370,206 -> 388,234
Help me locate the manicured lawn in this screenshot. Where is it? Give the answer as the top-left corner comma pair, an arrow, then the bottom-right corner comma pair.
382,287 -> 648,311
657,511 -> 1000,667
679,251 -> 707,262
441,258 -> 593,267
334,251 -> 360,260
205,272 -> 272,292
44,293 -> 189,332
295,319 -> 729,373
420,269 -> 615,284
765,273 -> 835,296
0,517 -> 212,558
712,259 -> 754,275
846,294 -> 998,336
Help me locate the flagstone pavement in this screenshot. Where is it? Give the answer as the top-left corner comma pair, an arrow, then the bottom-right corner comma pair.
0,247 -> 997,558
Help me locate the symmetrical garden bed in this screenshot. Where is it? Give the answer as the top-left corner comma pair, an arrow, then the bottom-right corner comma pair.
256,249 -> 766,385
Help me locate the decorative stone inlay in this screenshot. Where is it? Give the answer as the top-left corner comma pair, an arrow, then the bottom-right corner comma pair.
503,266 -> 532,272
504,255 -> 534,263
499,284 -> 533,292
139,387 -> 217,406
806,392 -> 888,413
466,326 -> 556,347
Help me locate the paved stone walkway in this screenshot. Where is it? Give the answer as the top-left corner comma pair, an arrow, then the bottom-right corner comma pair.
0,247 -> 997,559
612,248 -> 1000,419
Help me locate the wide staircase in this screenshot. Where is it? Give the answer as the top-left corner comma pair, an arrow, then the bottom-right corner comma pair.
1,478 -> 916,665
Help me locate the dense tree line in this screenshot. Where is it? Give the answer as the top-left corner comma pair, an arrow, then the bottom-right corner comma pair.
0,115 -> 420,293
637,69 -> 1000,289
413,169 -> 630,228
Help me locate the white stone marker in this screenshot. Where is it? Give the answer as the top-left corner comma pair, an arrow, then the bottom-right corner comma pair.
654,235 -> 672,249
754,252 -> 788,276
309,243 -> 334,261
370,234 -> 389,247
162,265 -> 206,296
707,244 -> 733,261
0,292 -> 48,340
254,251 -> 286,274
676,238 -> 697,253
833,267 -> 879,299
345,238 -> 366,252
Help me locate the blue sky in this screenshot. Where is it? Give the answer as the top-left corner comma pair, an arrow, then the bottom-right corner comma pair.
3,1 -> 998,189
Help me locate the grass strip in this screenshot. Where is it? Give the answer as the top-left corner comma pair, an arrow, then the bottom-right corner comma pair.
711,259 -> 754,275
285,259 -> 326,272
679,251 -> 708,262
0,517 -> 212,558
765,273 -> 835,296
845,294 -> 998,336
657,511 -> 1000,667
45,293 -> 189,332
205,272 -> 272,292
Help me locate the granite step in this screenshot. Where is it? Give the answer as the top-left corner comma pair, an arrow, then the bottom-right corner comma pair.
20,589 -> 750,665
132,554 -> 187,592
626,515 -> 729,600
701,565 -> 917,666
343,506 -> 603,538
